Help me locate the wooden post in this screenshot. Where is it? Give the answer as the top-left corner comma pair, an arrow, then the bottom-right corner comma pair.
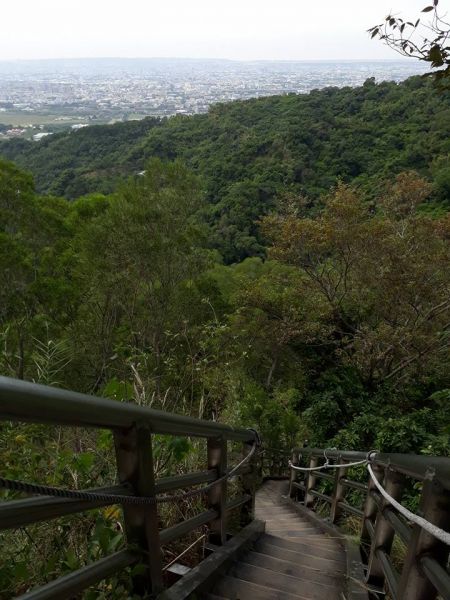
397,475 -> 450,600
289,451 -> 299,500
330,454 -> 347,523
305,456 -> 319,508
114,426 -> 163,595
240,439 -> 256,527
207,436 -> 227,545
361,463 -> 384,552
365,469 -> 405,587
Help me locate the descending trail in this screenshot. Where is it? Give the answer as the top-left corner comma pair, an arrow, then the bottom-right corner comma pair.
205,480 -> 347,600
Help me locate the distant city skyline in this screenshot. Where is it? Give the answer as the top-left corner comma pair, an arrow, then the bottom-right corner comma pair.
0,0 -> 433,62
0,57 -> 429,142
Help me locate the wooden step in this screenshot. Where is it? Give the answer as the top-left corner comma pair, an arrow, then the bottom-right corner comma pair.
262,533 -> 345,561
229,561 -> 342,600
265,527 -> 320,536
204,481 -> 350,600
254,539 -> 344,574
243,550 -> 341,587
213,574 -> 312,600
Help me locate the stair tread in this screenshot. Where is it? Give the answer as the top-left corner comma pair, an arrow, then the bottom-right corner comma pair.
261,533 -> 344,559
254,540 -> 344,574
213,574 -> 314,600
205,480 -> 348,600
243,550 -> 341,586
229,561 -> 342,599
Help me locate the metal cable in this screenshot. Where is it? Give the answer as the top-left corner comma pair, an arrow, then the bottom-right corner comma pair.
0,442 -> 257,506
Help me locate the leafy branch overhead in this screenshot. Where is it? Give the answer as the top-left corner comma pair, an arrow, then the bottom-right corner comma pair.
369,0 -> 450,82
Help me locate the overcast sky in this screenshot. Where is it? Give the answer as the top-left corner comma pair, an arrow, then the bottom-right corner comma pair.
0,0 -> 435,61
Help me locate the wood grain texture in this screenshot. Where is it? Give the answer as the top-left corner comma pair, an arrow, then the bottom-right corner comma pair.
208,480 -> 347,599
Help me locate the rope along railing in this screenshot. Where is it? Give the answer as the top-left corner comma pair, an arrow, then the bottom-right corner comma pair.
290,449 -> 450,545
0,376 -> 260,599
0,440 -> 258,506
288,447 -> 450,600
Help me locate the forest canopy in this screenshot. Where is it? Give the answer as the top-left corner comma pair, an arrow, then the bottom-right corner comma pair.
1,75 -> 450,263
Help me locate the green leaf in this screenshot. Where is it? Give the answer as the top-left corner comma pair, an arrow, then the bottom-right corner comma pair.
429,45 -> 444,66
63,549 -> 79,570
422,6 -> 434,12
109,533 -> 124,551
14,561 -> 29,579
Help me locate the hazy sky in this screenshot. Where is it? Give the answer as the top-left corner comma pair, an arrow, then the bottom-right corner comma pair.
0,0 -> 434,61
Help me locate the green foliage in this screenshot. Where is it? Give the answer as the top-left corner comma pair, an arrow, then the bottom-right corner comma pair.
0,80 -> 449,596
369,1 -> 450,83
1,77 -> 449,262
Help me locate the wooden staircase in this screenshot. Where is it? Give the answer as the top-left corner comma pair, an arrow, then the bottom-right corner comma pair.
204,480 -> 347,600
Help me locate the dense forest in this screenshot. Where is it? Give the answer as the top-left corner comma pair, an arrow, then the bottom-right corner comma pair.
1,76 -> 449,595
2,76 -> 450,262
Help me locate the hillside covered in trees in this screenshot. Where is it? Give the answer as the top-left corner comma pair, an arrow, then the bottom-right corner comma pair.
1,76 -> 449,595
2,76 -> 450,262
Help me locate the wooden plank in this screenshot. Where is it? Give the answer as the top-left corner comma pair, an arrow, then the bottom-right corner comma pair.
114,427 -> 163,594
285,494 -> 369,600
160,510 -> 218,544
366,470 -> 405,586
265,527 -> 324,536
243,550 -> 341,587
156,470 -> 216,493
0,484 -> 130,529
230,561 -> 342,600
330,456 -> 348,523
207,436 -> 227,545
397,477 -> 450,600
213,574 -> 310,600
262,533 -> 345,561
254,539 -> 345,574
0,376 -> 256,442
157,520 -> 265,600
16,550 -> 137,600
240,439 -> 256,526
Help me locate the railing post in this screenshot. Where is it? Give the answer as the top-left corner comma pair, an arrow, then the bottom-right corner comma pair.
397,474 -> 450,600
207,436 -> 227,545
361,462 -> 384,552
289,451 -> 299,500
240,439 -> 256,527
366,469 -> 405,587
113,425 -> 163,595
305,456 -> 319,508
330,454 -> 347,523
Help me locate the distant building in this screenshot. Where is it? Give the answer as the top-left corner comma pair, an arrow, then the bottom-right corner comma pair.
32,132 -> 53,142
6,128 -> 26,138
71,123 -> 89,130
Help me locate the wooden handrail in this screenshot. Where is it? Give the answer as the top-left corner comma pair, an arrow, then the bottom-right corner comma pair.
0,377 -> 258,598
293,447 -> 450,487
0,376 -> 256,442
288,446 -> 450,600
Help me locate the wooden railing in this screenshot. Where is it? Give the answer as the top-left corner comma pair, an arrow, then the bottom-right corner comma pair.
289,447 -> 450,600
0,376 -> 258,599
